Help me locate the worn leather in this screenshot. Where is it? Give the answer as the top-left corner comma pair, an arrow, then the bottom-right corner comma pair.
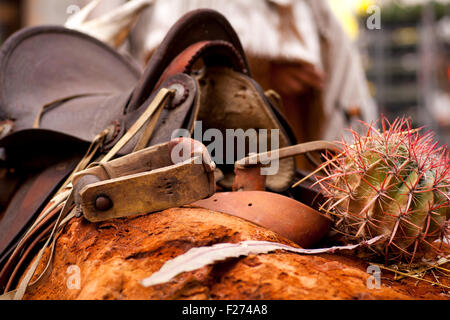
73,138 -> 216,222
0,11 -> 249,165
0,9 -> 299,293
0,26 -> 140,153
0,156 -> 80,268
192,191 -> 332,248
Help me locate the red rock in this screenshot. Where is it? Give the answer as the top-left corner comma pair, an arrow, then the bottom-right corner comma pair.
21,208 -> 449,300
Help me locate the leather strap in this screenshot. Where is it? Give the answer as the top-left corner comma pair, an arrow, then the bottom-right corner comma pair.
0,157 -> 78,266
132,96 -> 166,152
233,141 -> 342,192
2,193 -> 77,300
33,93 -> 111,129
4,215 -> 54,292
235,141 -> 341,169
0,135 -> 107,293
191,191 -> 332,248
0,202 -> 63,293
102,88 -> 175,163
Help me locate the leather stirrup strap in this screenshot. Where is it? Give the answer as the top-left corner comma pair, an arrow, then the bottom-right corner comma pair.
102,88 -> 175,163
132,93 -> 167,152
0,192 -> 76,300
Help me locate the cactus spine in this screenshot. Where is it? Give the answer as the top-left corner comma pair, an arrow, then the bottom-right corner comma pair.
317,118 -> 449,263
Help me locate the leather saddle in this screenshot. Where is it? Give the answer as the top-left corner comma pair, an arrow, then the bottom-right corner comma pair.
0,9 -> 303,292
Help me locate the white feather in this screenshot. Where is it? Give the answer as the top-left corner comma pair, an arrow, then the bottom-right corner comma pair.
141,236 -> 384,287
65,0 -> 102,28
65,0 -> 153,48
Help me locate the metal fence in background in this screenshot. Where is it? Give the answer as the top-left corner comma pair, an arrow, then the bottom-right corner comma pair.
358,1 -> 450,145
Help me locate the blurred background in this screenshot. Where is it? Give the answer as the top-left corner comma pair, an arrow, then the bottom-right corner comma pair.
0,0 -> 448,144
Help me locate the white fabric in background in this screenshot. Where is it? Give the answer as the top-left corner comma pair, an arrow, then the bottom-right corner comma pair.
135,0 -> 322,67
62,0 -> 378,141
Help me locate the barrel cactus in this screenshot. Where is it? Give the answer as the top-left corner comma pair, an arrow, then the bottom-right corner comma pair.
317,118 -> 449,263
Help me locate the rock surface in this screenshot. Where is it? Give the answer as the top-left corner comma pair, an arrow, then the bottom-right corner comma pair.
23,208 -> 449,300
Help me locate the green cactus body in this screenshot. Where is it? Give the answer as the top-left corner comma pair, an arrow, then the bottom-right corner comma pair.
318,118 -> 449,262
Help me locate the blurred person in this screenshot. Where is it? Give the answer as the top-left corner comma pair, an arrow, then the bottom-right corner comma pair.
128,0 -> 378,145
65,0 -> 377,148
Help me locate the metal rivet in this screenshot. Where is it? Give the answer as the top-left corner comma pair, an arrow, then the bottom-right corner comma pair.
95,195 -> 113,211
167,82 -> 188,109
